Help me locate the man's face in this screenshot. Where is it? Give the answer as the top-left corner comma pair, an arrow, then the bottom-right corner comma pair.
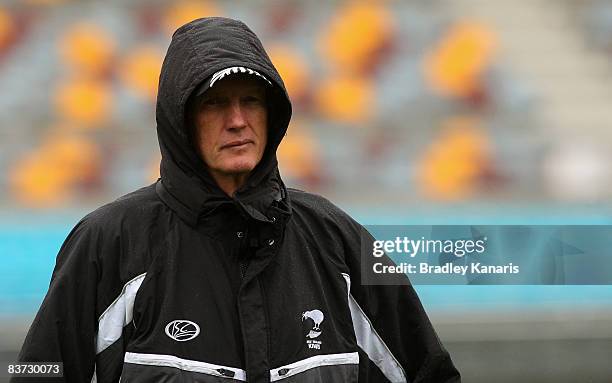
193,76 -> 268,182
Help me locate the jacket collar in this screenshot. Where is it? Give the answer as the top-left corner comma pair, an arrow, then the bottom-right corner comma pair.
155,165 -> 289,228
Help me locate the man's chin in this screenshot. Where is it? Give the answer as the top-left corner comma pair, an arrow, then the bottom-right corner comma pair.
216,160 -> 258,176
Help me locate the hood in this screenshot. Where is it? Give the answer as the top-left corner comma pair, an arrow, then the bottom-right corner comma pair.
155,17 -> 292,225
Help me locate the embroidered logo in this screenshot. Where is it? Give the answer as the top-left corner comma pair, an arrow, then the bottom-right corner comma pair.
209,66 -> 272,88
302,309 -> 324,350
165,320 -> 200,342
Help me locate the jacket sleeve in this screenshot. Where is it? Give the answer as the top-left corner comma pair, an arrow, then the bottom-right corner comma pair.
11,220 -> 99,383
338,215 -> 461,383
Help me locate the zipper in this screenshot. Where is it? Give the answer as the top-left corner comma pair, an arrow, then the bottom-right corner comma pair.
238,228 -> 249,279
124,352 -> 247,380
258,277 -> 272,372
239,258 -> 249,278
270,352 -> 360,381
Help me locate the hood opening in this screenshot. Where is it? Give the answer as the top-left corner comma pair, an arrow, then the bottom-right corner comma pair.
155,17 -> 292,222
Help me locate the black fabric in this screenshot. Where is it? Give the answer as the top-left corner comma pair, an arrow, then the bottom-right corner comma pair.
358,347 -> 385,382
120,363 -> 244,383
13,17 -> 460,383
96,329 -> 134,383
272,364 -> 359,382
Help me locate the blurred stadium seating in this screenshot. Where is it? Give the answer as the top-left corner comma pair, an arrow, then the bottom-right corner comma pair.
0,0 -> 611,205
1,1 -> 612,382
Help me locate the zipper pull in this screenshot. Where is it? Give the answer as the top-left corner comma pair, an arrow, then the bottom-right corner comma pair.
217,368 -> 236,378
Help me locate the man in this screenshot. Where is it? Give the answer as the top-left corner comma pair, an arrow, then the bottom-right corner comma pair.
14,17 -> 460,382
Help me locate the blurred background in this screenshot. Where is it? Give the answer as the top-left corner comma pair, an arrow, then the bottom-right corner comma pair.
0,0 -> 612,381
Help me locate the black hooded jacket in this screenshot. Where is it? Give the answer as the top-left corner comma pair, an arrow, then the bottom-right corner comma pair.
14,17 -> 460,383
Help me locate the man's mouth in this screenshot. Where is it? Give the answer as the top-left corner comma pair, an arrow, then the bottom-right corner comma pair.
221,139 -> 253,150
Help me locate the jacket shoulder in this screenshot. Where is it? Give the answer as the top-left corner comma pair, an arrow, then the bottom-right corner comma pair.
288,188 -> 341,214
61,183 -> 166,278
80,183 -> 164,231
65,183 -> 167,266
287,188 -> 359,229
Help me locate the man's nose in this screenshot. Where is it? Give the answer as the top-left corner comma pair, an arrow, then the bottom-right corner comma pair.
226,101 -> 248,130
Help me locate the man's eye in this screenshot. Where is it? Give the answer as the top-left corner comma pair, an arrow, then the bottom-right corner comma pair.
203,98 -> 221,106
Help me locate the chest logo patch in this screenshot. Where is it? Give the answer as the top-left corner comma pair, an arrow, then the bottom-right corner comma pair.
165,320 -> 200,342
302,309 -> 324,350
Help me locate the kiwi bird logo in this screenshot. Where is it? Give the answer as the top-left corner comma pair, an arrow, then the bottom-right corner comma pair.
302,309 -> 324,339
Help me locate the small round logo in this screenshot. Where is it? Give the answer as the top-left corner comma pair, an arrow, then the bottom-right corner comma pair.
165,320 -> 200,342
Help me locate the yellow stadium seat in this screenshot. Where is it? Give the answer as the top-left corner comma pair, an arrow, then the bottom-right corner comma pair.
54,77 -> 112,126
148,153 -> 161,182
277,123 -> 321,182
418,116 -> 492,200
0,7 -> 15,52
58,22 -> 116,77
164,1 -> 221,36
40,133 -> 102,183
119,45 -> 164,101
314,75 -> 374,124
10,152 -> 72,207
318,1 -> 394,74
424,22 -> 497,98
268,44 -> 309,103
